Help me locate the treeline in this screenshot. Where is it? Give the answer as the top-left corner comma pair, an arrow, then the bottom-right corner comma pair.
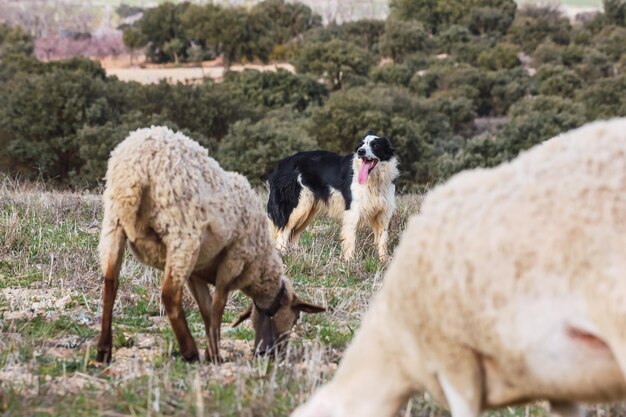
120,0 -> 322,66
0,0 -> 625,191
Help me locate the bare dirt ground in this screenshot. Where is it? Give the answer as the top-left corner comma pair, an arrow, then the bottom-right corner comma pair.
105,63 -> 296,84
99,55 -> 296,84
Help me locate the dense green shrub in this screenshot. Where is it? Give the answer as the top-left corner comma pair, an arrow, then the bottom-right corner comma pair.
501,95 -> 587,155
436,25 -> 471,53
535,64 -> 583,97
508,6 -> 571,53
489,67 -> 530,115
216,111 -> 317,185
604,0 -> 626,27
223,69 -> 328,111
439,95 -> 586,178
389,0 -> 516,35
0,69 -> 130,179
337,20 -> 386,54
576,75 -> 626,119
476,43 -> 520,70
592,25 -> 626,61
369,63 -> 413,86
379,18 -> 433,62
0,23 -> 34,58
294,39 -> 374,90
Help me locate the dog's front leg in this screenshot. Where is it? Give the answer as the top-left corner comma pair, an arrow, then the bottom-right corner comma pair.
341,209 -> 359,261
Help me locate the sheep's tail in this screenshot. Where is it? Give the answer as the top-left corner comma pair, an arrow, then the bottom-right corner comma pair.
103,166 -> 146,243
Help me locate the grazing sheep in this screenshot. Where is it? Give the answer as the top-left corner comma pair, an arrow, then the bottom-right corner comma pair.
291,118 -> 626,417
96,126 -> 325,364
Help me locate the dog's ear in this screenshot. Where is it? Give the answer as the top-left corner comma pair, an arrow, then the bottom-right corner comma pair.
381,136 -> 395,153
231,304 -> 253,327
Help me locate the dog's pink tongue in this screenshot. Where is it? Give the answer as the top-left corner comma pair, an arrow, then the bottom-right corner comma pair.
358,160 -> 373,185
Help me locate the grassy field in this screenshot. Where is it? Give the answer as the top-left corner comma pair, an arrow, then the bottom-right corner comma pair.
0,177 -> 623,417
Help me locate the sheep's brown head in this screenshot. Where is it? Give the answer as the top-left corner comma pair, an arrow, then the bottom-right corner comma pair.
232,279 -> 325,357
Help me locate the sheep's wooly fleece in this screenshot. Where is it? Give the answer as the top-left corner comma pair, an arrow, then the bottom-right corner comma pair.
292,118 -> 626,417
100,126 -> 282,293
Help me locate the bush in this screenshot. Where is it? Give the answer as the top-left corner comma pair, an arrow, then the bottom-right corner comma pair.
535,64 -> 583,97
604,0 -> 626,27
436,25 -> 471,53
216,111 -> 317,185
379,18 -> 433,62
310,85 -> 455,155
576,75 -> 626,119
338,20 -> 386,54
389,0 -> 516,35
592,25 -> 626,61
439,95 -> 587,179
0,69 -> 130,180
223,69 -> 328,111
369,63 -> 413,86
508,6 -> 571,53
0,23 -> 34,58
502,95 -> 587,155
465,5 -> 516,36
476,42 -> 520,70
294,39 -> 374,90
488,67 -> 530,115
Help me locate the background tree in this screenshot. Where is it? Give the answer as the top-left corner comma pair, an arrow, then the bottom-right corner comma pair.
138,2 -> 190,63
379,18 -> 432,62
122,27 -> 147,65
604,0 -> 626,26
294,39 -> 374,90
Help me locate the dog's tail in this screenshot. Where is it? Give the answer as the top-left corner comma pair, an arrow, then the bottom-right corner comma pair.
267,169 -> 302,232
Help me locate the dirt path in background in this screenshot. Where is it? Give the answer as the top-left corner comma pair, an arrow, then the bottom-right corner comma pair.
105,63 -> 295,84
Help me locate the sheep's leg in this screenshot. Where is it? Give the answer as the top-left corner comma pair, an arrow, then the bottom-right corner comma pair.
372,211 -> 391,262
341,208 -> 359,261
207,256 -> 244,363
186,276 -> 213,361
437,348 -> 483,417
97,223 -> 127,363
162,243 -> 200,362
208,286 -> 229,363
549,401 -> 584,417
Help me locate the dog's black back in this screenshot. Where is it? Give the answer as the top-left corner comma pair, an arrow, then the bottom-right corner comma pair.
268,151 -> 353,230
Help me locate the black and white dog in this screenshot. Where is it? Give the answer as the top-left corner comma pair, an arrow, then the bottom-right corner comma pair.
267,132 -> 399,261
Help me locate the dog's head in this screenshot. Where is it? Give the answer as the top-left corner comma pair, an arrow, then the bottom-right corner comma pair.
354,131 -> 395,185
231,278 -> 325,358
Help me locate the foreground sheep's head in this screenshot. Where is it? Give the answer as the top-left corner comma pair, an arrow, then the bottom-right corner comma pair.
232,279 -> 325,356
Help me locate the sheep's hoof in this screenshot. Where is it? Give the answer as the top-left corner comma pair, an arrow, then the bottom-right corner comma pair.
205,349 -> 222,364
182,350 -> 200,363
96,347 -> 112,363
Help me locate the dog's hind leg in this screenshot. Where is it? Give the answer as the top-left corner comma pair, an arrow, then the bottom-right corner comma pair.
291,203 -> 320,245
278,188 -> 317,250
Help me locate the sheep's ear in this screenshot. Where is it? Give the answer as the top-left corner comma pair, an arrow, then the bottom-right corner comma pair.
231,304 -> 253,327
293,299 -> 326,314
